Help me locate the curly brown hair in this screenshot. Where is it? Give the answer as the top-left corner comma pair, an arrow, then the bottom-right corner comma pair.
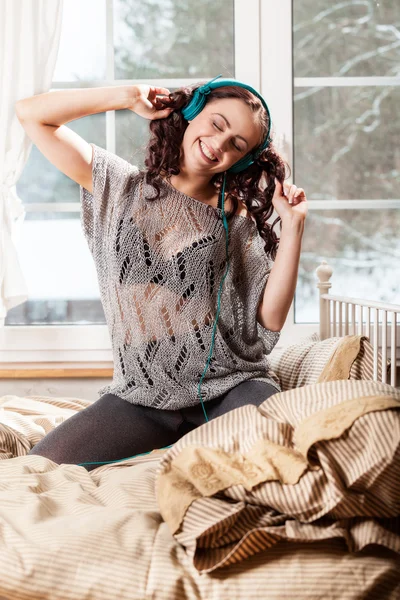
142,82 -> 291,260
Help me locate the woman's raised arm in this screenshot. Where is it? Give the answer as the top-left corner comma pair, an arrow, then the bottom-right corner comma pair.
14,85 -> 139,193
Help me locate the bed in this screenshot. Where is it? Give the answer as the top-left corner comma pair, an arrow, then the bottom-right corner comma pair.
0,260 -> 399,599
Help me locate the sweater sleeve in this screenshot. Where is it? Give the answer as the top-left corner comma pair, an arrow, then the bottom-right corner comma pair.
79,143 -> 140,253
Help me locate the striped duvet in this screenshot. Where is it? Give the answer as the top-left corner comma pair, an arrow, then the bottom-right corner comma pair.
0,379 -> 399,598
156,379 -> 400,574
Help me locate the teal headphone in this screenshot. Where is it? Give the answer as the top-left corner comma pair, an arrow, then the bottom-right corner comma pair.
77,75 -> 272,468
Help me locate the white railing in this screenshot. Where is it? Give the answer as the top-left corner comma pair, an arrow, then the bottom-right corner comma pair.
316,261 -> 399,387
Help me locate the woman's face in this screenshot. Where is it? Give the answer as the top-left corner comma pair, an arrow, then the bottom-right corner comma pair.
180,97 -> 263,176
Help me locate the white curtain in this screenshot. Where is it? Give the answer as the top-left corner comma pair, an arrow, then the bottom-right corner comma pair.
0,0 -> 63,326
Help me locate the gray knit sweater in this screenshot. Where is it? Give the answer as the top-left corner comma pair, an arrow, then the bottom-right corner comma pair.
80,143 -> 281,409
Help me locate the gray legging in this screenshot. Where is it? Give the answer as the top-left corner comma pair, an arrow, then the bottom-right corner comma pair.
28,380 -> 278,471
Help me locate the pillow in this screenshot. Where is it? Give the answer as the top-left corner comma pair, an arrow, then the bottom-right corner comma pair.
268,333 -> 340,391
349,336 -> 391,381
268,333 -> 391,391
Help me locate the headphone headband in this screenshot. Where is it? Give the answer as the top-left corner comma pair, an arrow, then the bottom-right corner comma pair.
181,74 -> 272,173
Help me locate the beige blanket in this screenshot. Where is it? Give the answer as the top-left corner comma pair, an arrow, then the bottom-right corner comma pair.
155,342 -> 400,573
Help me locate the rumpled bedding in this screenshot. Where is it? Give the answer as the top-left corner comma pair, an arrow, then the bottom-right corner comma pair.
155,378 -> 400,574
0,336 -> 399,599
155,335 -> 400,574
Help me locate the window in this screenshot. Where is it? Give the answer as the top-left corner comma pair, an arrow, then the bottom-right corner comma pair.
294,0 -> 400,326
5,0 -> 397,364
2,0 -> 261,364
261,0 -> 400,346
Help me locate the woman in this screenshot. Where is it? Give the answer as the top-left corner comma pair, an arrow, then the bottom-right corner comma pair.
16,77 -> 307,470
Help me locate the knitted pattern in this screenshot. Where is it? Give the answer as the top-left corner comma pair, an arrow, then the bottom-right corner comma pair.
80,144 -> 281,409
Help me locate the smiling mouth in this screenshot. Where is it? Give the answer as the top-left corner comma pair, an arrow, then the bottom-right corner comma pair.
199,140 -> 219,163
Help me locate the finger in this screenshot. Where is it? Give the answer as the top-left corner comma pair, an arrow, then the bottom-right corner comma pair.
293,188 -> 305,204
286,185 -> 297,204
154,88 -> 172,100
154,87 -> 171,95
274,177 -> 283,195
282,182 -> 294,196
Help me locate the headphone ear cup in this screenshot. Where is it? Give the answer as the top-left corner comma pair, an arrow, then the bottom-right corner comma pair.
228,156 -> 254,174
181,90 -> 207,121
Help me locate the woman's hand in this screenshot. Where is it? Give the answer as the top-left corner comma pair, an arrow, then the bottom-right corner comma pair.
272,178 -> 308,225
129,84 -> 174,120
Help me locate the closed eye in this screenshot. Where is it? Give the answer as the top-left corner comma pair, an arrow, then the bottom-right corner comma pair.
213,122 -> 242,152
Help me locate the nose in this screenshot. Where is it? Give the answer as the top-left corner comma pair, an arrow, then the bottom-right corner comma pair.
214,131 -> 231,155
